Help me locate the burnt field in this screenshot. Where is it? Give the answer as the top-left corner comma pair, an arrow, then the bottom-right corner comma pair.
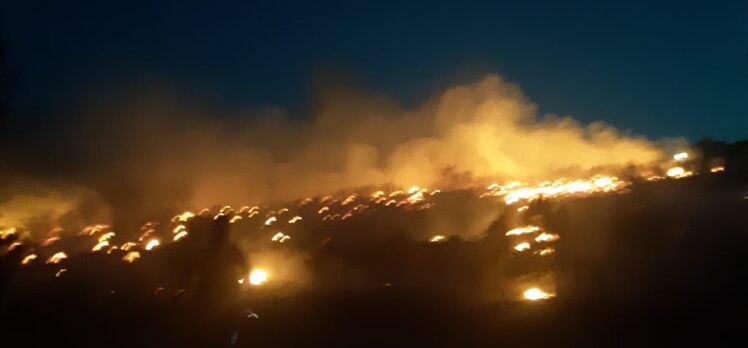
2,172 -> 747,347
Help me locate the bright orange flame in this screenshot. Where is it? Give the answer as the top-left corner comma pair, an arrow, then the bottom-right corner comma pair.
538,248 -> 555,256
514,242 -> 531,252
666,166 -> 692,178
506,226 -> 541,236
21,254 -> 37,265
173,211 -> 195,222
145,239 -> 160,251
429,235 -> 446,243
271,232 -> 291,243
122,251 -> 141,263
92,240 -> 109,252
0,227 -> 16,240
673,152 -> 688,161
47,252 -> 67,264
173,231 -> 188,241
523,287 -> 553,300
249,269 -> 268,285
534,233 -> 560,243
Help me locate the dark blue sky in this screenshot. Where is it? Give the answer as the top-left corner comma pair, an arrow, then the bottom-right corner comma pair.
2,0 -> 747,141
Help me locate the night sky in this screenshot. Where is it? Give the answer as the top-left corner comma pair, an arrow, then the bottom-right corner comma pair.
2,0 -> 746,141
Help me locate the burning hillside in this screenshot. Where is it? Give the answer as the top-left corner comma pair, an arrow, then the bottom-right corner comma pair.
1,75 -> 747,347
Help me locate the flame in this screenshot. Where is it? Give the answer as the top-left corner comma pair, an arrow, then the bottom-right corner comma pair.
0,227 -> 17,240
122,251 -> 141,263
318,206 -> 330,214
98,232 -> 115,243
173,211 -> 196,222
8,241 -> 22,251
514,242 -> 531,252
288,216 -> 303,224
710,166 -> 725,173
249,269 -> 268,285
173,231 -> 188,241
21,254 -> 37,265
264,216 -> 277,226
516,205 -> 529,212
666,166 -> 692,178
271,232 -> 291,243
173,225 -> 187,234
121,242 -> 137,251
493,175 -> 625,205
342,194 -> 357,206
145,239 -> 160,251
47,252 -> 68,264
429,235 -> 446,243
82,224 -> 110,236
538,248 -> 555,256
534,233 -> 560,243
523,287 -> 553,300
407,186 -> 421,194
673,152 -> 689,161
55,269 -> 67,278
230,215 -> 243,223
506,226 -> 541,236
92,240 -> 109,252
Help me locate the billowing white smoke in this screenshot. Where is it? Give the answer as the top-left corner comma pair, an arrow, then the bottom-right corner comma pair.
1,73 -> 663,233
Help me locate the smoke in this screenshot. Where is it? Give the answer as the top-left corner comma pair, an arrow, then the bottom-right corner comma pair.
0,73 -> 663,233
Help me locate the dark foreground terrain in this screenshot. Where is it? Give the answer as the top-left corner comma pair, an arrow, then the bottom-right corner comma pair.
2,172 -> 748,347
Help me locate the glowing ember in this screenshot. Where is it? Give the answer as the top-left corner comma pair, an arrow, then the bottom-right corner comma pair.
55,269 -> 67,278
264,217 -> 277,226
673,152 -> 689,161
514,242 -> 531,252
122,251 -> 141,263
145,239 -> 160,251
517,205 -> 529,212
506,226 -> 541,236
46,252 -> 68,264
249,269 -> 268,285
710,166 -> 725,173
429,235 -> 446,243
288,216 -> 303,224
523,287 -> 553,300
